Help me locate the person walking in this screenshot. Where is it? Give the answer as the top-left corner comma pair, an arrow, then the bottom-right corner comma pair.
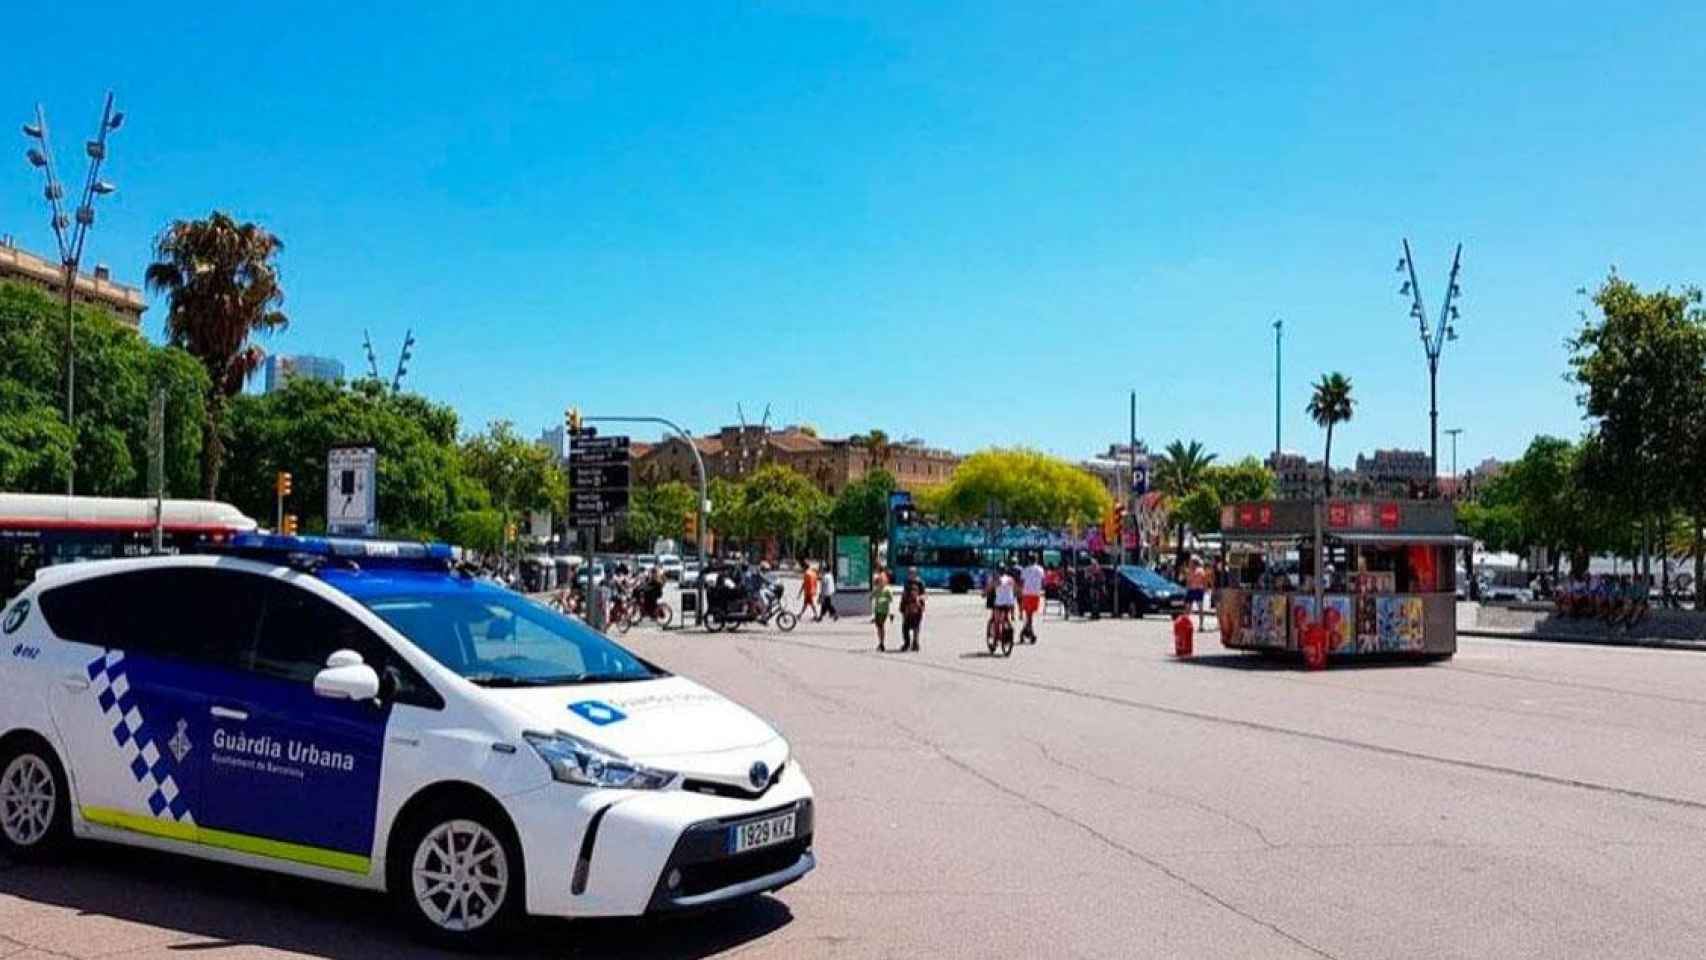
1086,559 -> 1106,621
900,567 -> 927,651
1020,556 -> 1045,642
1187,557 -> 1212,631
799,562 -> 819,619
872,568 -> 894,651
818,566 -> 839,621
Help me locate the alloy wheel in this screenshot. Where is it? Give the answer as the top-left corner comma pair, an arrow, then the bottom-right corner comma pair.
0,754 -> 57,848
410,819 -> 511,933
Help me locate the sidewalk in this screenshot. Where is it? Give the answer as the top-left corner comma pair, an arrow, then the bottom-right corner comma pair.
1459,601 -> 1706,651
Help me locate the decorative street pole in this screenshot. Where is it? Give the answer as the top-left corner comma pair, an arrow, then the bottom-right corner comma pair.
1272,318 -> 1283,469
21,92 -> 124,497
1444,428 -> 1464,486
1395,239 -> 1464,497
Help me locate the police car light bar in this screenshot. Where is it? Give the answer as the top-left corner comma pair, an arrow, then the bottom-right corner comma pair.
228,532 -> 455,563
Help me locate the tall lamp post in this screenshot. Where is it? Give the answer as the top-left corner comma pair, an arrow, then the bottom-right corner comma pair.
1272,318 -> 1283,468
1395,239 -> 1464,497
1444,428 -> 1463,486
21,92 -> 124,497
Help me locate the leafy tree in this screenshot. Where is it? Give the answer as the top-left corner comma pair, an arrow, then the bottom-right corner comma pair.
1568,273 -> 1706,593
743,464 -> 830,547
0,281 -> 206,496
1306,372 -> 1355,498
1203,457 -> 1276,506
146,212 -> 289,498
829,468 -> 896,542
459,420 -> 567,535
1172,488 -> 1221,542
928,448 -> 1110,528
625,481 -> 697,550
445,508 -> 505,557
1153,440 -> 1217,498
707,476 -> 751,547
222,378 -> 478,537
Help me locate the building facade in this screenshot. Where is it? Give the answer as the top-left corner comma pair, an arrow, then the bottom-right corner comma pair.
1352,448 -> 1433,498
1081,442 -> 1151,501
0,237 -> 146,327
263,353 -> 346,393
630,425 -> 960,495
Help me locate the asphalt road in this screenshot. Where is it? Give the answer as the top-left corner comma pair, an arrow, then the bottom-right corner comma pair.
6,593 -> 1706,959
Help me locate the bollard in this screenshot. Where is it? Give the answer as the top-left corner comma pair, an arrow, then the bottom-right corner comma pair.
1302,622 -> 1328,671
1173,614 -> 1194,657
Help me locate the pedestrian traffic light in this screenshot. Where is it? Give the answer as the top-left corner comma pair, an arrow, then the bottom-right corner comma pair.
275,471 -> 292,497
281,514 -> 299,535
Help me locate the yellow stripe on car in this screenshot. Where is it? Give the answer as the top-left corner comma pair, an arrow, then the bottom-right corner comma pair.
81,806 -> 370,874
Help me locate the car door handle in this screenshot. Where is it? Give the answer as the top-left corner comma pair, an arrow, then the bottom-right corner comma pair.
60,675 -> 90,692
210,705 -> 249,722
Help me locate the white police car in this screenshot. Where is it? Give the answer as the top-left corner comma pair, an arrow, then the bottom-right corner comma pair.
0,535 -> 814,947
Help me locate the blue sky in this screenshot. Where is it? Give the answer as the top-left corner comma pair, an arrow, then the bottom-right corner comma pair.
6,2 -> 1703,472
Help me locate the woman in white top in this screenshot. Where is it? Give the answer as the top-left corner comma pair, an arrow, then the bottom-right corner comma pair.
992,570 -> 1018,637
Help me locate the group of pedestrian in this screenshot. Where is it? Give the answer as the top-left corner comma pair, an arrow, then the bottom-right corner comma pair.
871,566 -> 927,652
796,561 -> 840,622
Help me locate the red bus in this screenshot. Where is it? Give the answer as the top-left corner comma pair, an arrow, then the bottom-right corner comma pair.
0,493 -> 258,600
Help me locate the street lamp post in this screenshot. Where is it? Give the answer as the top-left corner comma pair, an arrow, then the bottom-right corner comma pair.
21,93 -> 124,497
1396,239 -> 1464,497
1272,318 -> 1283,469
1444,428 -> 1463,486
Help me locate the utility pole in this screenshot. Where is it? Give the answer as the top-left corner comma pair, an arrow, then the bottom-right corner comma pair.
21,93 -> 124,497
1396,239 -> 1464,497
1272,318 -> 1283,468
1444,428 -> 1463,486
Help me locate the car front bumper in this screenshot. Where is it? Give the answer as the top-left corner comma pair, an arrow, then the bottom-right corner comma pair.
508,763 -> 816,919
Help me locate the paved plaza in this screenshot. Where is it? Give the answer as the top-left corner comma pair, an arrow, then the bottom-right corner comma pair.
5,592 -> 1706,959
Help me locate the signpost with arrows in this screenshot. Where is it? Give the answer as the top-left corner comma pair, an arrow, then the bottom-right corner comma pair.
568,430 -> 630,528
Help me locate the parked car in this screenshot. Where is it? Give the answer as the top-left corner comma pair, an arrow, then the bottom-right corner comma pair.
0,534 -> 814,948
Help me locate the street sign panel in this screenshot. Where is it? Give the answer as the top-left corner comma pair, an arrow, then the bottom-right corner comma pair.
570,464 -> 630,490
568,431 -> 631,526
327,446 -> 378,536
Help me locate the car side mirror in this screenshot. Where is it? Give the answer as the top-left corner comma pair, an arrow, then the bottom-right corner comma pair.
314,661 -> 381,702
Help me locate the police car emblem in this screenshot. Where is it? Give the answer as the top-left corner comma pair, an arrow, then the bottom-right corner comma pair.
1,599 -> 27,635
748,761 -> 770,790
167,719 -> 193,763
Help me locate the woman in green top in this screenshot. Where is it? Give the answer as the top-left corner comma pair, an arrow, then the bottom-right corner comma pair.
872,569 -> 894,652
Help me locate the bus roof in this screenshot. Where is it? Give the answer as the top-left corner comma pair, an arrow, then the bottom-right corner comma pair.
0,493 -> 258,533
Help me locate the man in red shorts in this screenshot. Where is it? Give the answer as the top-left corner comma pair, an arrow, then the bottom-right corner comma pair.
1020,557 -> 1046,643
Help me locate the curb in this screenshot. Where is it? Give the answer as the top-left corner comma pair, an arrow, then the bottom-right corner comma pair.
1459,628 -> 1706,653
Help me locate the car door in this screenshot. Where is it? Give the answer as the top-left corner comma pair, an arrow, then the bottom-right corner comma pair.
43,567 -> 263,839
197,578 -> 402,874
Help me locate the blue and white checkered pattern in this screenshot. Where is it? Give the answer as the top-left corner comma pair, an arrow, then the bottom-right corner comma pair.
86,650 -> 194,824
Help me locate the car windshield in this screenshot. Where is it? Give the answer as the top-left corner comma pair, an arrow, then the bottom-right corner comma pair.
359,589 -> 662,687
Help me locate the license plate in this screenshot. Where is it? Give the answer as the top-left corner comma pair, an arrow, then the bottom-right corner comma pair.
728,811 -> 796,854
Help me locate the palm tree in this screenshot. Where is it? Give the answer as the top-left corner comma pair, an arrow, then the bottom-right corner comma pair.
854,429 -> 894,473
1306,372 -> 1355,499
1153,440 -> 1217,565
146,212 -> 288,498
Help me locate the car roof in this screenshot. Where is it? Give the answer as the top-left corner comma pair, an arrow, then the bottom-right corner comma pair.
318,566 -> 502,603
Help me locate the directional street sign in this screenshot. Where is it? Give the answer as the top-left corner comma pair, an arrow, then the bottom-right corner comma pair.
569,432 -> 631,526
570,464 -> 630,490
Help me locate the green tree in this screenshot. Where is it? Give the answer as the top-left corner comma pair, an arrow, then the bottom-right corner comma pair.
0,282 -> 206,496
1305,372 -> 1355,498
222,377 -> 478,537
853,429 -> 895,473
829,468 -> 897,542
928,448 -> 1110,528
459,420 -> 567,537
1153,440 -> 1218,562
1569,273 -> 1706,595
625,481 -> 697,550
743,464 -> 830,550
146,212 -> 289,498
1203,456 -> 1276,507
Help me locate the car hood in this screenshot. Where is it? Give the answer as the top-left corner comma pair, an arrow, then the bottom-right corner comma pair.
479,674 -> 783,766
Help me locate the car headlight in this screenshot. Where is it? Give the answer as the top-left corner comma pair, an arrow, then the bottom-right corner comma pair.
523,732 -> 676,790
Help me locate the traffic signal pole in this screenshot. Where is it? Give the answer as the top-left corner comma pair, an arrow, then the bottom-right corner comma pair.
584,415 -> 710,627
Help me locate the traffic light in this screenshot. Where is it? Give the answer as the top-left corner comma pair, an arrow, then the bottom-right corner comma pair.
275,471 -> 292,497
565,407 -> 582,436
684,511 -> 698,539
281,514 -> 299,535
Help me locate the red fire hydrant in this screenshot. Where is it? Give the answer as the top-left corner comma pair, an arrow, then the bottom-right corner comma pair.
1173,614 -> 1194,657
1302,622 -> 1328,671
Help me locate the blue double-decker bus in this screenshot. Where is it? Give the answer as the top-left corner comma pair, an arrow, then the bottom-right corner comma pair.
885,491 -> 1090,593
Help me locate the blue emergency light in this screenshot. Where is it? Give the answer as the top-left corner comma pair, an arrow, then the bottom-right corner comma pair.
226,532 -> 455,565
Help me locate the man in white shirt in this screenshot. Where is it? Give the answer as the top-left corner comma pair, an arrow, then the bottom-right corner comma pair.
817,568 -> 838,622
1020,559 -> 1046,643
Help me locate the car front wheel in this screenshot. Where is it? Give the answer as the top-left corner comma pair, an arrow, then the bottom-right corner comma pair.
394,807 -> 524,949
0,737 -> 71,860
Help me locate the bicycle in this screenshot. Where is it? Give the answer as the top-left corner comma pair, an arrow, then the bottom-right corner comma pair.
985,607 -> 1015,657
624,593 -> 676,631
